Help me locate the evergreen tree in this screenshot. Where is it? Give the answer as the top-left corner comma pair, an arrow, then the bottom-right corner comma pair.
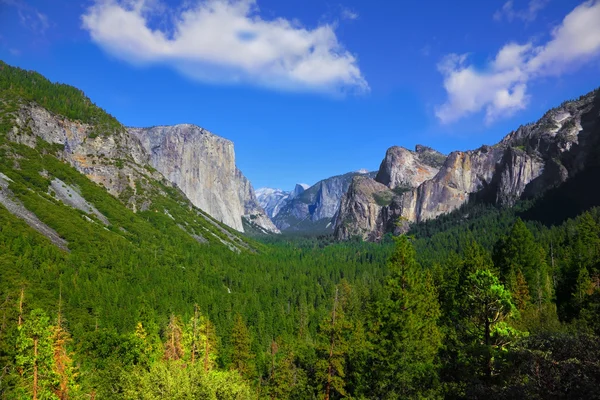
315,286 -> 352,400
464,269 -> 522,380
493,219 -> 551,306
268,345 -> 296,400
231,314 -> 254,380
371,236 -> 442,399
514,269 -> 531,312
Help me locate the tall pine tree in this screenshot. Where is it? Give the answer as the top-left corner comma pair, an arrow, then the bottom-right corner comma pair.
371,236 -> 442,399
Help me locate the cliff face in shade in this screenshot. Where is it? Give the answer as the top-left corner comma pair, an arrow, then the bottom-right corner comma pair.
335,88 -> 600,241
256,183 -> 309,220
130,124 -> 278,233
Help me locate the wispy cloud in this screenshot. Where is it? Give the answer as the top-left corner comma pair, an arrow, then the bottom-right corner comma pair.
0,0 -> 50,34
81,0 -> 368,94
340,7 -> 358,21
436,0 -> 600,124
494,0 -> 549,22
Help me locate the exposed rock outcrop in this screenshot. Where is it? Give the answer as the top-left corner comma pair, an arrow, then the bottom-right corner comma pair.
10,103 -> 278,234
375,146 -> 444,189
130,124 -> 246,231
335,89 -> 600,241
0,172 -> 69,251
10,103 -> 153,201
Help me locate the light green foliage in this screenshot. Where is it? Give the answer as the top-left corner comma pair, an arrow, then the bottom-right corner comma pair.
122,362 -> 251,400
464,269 -> 524,379
15,309 -> 59,400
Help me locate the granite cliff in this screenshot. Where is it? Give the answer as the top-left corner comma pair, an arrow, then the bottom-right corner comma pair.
130,125 -> 277,233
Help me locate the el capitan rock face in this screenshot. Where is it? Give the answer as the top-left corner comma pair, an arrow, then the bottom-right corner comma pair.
335,88 -> 600,241
130,124 -> 278,233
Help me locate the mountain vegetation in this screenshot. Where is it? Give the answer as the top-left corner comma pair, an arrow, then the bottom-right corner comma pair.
0,61 -> 599,399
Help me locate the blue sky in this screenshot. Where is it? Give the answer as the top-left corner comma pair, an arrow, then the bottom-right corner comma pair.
1,0 -> 599,190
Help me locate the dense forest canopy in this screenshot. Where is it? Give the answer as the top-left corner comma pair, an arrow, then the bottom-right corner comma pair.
0,62 -> 599,399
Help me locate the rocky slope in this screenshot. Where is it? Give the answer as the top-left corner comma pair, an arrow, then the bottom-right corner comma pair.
271,171 -> 375,232
335,88 -> 600,241
7,100 -> 276,235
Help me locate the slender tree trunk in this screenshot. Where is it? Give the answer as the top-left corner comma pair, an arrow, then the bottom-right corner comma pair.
484,318 -> 491,380
192,305 -> 198,365
204,322 -> 210,372
33,336 -> 38,400
18,288 -> 24,327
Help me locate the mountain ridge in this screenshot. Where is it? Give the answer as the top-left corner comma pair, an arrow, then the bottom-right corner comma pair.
335,87 -> 600,241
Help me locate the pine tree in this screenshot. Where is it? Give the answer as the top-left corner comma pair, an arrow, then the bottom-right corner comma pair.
231,314 -> 254,379
315,286 -> 352,400
493,219 -> 551,306
514,269 -> 531,311
371,236 -> 442,399
464,269 -> 521,380
183,309 -> 218,371
574,266 -> 594,309
268,344 -> 296,400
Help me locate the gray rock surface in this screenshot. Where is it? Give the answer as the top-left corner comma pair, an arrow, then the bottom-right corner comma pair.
129,124 -> 278,233
130,124 -> 246,231
49,178 -> 110,225
236,168 -> 280,234
375,146 -> 444,189
256,187 -> 290,218
0,173 -> 69,251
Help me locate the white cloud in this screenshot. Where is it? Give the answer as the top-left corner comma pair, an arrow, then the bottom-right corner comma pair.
494,0 -> 549,22
81,0 -> 368,93
341,7 -> 359,21
437,0 -> 600,124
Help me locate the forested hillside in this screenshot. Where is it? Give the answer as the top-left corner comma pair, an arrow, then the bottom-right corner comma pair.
0,62 -> 599,399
